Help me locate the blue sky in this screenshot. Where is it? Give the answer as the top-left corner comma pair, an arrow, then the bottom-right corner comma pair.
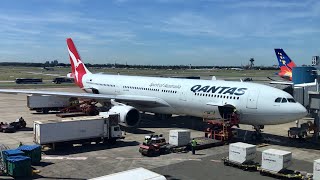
0,0 -> 319,66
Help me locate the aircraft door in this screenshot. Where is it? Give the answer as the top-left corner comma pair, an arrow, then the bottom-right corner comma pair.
179,91 -> 187,101
246,90 -> 259,109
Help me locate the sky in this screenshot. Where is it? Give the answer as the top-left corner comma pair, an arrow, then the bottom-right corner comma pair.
0,0 -> 319,66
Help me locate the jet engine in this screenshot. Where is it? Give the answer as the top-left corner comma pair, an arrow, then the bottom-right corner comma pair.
109,105 -> 140,127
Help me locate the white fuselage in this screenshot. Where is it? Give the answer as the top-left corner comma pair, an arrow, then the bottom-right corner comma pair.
81,73 -> 307,125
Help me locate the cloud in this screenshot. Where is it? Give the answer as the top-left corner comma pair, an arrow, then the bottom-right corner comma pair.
0,0 -> 319,65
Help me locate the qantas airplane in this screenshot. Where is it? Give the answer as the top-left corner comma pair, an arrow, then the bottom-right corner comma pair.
0,39 -> 307,132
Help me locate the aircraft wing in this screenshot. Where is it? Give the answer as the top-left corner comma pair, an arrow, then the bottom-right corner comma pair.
269,81 -> 293,85
267,77 -> 293,85
0,89 -> 170,107
206,101 -> 225,106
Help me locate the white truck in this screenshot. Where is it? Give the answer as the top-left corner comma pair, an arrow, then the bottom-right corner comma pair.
33,114 -> 123,147
89,167 -> 166,180
27,95 -> 71,114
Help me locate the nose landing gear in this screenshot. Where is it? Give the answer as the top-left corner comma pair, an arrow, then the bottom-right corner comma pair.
251,125 -> 264,141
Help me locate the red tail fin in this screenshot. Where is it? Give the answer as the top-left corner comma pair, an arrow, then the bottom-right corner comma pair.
66,38 -> 91,88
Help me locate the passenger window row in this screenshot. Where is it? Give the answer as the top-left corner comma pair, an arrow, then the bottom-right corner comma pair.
194,93 -> 240,100
161,90 -> 177,93
274,97 -> 296,103
87,82 -> 115,87
123,86 -> 159,91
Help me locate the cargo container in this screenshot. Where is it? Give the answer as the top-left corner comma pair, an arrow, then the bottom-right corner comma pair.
17,145 -> 41,165
314,159 -> 320,180
33,114 -> 123,146
2,149 -> 25,172
261,149 -> 292,173
27,95 -> 71,114
6,156 -> 31,177
169,129 -> 191,146
89,167 -> 166,180
228,142 -> 256,164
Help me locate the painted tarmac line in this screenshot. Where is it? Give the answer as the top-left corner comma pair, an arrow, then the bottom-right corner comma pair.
42,156 -> 202,161
114,157 -> 202,161
172,158 -> 202,161
43,156 -> 88,160
115,157 -> 162,160
96,157 -> 108,159
42,156 -> 64,160
210,159 -> 222,163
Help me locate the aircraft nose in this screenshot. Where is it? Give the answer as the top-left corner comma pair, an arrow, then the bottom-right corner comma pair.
296,103 -> 307,118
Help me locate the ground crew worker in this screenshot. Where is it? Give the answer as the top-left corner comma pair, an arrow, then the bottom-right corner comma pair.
191,138 -> 197,155
232,108 -> 238,116
144,138 -> 149,145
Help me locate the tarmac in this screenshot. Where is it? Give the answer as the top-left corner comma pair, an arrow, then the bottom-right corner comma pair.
0,87 -> 319,180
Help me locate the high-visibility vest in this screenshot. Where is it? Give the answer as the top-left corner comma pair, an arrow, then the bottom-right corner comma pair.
191,140 -> 197,147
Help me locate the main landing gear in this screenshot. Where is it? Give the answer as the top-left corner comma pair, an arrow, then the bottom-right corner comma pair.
251,125 -> 264,141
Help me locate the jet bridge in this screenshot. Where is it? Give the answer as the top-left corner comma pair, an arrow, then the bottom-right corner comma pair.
307,56 -> 320,142
308,91 -> 320,142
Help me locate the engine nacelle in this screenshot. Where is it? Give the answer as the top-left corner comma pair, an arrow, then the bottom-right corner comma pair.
109,105 -> 140,127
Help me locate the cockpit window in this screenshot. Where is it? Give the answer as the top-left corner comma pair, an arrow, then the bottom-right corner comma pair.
281,98 -> 287,103
275,98 -> 282,103
287,98 -> 296,103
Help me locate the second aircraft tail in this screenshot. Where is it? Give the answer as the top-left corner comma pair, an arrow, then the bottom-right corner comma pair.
274,48 -> 297,81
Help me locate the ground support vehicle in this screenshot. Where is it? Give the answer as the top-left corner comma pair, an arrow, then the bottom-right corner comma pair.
288,127 -> 308,139
15,78 -> 42,84
9,117 -> 26,130
288,121 -> 314,139
59,100 -> 99,116
139,134 -> 189,157
203,111 -> 240,142
258,167 -> 309,180
139,135 -> 224,156
52,77 -> 73,84
139,134 -> 168,156
193,137 -> 224,150
222,157 -> 259,171
34,114 -> 123,149
0,123 -> 15,133
27,95 -> 71,114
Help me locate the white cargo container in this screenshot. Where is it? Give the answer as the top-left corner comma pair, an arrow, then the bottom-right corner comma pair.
261,149 -> 292,172
33,114 -> 123,146
228,142 -> 256,164
169,129 -> 190,146
27,95 -> 71,113
89,167 -> 166,180
314,159 -> 320,180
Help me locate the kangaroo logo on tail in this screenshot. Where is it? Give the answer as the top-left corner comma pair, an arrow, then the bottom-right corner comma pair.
67,38 -> 91,88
